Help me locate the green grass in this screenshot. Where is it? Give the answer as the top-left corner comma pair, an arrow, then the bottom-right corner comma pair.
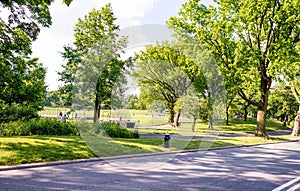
40,108 -> 288,134
137,117 -> 289,135
0,113 -> 291,166
0,136 -> 96,166
0,134 -> 292,166
40,108 -> 169,126
220,118 -> 288,133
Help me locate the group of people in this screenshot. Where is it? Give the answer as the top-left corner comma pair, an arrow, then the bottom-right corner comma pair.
58,112 -> 67,122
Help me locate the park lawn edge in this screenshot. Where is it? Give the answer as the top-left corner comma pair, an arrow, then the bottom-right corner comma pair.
0,135 -> 296,167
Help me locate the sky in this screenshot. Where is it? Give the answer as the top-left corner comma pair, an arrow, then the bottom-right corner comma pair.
32,0 -> 214,91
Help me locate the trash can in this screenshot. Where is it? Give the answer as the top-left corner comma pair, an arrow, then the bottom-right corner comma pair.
126,122 -> 136,128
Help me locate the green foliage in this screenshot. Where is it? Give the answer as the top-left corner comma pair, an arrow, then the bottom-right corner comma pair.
148,100 -> 166,113
42,90 -> 61,107
59,4 -> 128,121
133,42 -> 207,124
0,58 -> 47,121
0,104 -> 39,122
58,45 -> 81,106
0,118 -> 79,136
290,77 -> 300,106
168,0 -> 299,135
268,84 -> 298,126
175,96 -> 200,119
78,122 -> 139,139
0,1 -> 72,123
102,122 -> 140,138
127,95 -> 147,110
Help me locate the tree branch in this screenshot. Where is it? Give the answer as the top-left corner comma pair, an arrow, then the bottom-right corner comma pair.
238,89 -> 261,107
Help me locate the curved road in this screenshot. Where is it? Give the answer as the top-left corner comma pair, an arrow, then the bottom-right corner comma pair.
1,141 -> 300,191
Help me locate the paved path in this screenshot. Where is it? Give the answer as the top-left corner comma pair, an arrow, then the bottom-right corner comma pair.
1,141 -> 299,191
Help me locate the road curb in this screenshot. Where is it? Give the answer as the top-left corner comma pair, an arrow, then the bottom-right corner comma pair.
1,138 -> 298,172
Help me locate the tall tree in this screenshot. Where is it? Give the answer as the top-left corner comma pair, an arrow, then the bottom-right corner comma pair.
60,4 -> 128,122
268,83 -> 298,127
290,78 -> 300,136
169,34 -> 226,129
286,51 -> 300,136
0,0 -> 72,60
58,46 -> 80,107
0,58 -> 46,122
0,0 -> 72,121
133,42 -> 207,127
175,95 -> 204,132
168,0 -> 299,137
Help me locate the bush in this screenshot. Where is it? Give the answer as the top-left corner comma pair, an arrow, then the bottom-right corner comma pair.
0,118 -> 79,136
0,104 -> 39,123
101,122 -> 140,138
77,122 -> 139,139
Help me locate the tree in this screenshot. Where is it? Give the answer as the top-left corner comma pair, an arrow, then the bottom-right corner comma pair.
168,0 -> 300,137
43,90 -> 60,107
290,78 -> 300,136
138,86 -> 165,110
268,83 -> 297,127
224,87 -> 237,125
60,4 -> 128,122
133,42 -> 207,127
0,0 -> 72,61
0,0 -> 72,121
0,58 -> 46,122
58,46 -> 80,107
169,34 -> 226,129
175,95 -> 202,132
127,94 -> 147,110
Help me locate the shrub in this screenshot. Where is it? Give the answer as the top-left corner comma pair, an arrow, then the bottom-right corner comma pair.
102,122 -> 140,138
77,122 -> 139,139
0,118 -> 79,136
0,104 -> 39,123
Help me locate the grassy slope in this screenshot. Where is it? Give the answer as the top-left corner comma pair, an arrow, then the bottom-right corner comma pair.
137,117 -> 289,135
0,117 -> 292,166
0,136 -> 95,166
0,136 -> 292,166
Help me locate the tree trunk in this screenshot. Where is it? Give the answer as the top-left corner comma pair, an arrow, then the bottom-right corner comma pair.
192,117 -> 197,132
256,74 -> 270,137
225,96 -> 235,125
256,109 -> 267,137
291,107 -> 300,136
283,112 -> 288,127
97,105 -> 101,121
225,105 -> 229,125
207,114 -> 213,129
168,101 -> 176,125
169,109 -> 175,125
174,111 -> 180,127
243,103 -> 250,121
93,95 -> 99,122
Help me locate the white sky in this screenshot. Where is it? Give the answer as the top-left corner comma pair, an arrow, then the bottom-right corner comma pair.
31,0 -> 214,91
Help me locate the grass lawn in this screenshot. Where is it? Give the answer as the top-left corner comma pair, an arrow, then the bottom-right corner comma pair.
137,117 -> 289,135
0,134 -> 293,166
0,113 -> 291,166
0,136 -> 96,166
40,108 -> 169,126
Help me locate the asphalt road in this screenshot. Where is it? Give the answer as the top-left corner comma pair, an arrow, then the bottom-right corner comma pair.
1,141 -> 300,191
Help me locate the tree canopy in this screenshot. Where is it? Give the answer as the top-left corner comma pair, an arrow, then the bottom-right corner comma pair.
0,0 -> 71,122
133,42 -> 207,126
168,0 -> 300,136
59,4 -> 128,122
